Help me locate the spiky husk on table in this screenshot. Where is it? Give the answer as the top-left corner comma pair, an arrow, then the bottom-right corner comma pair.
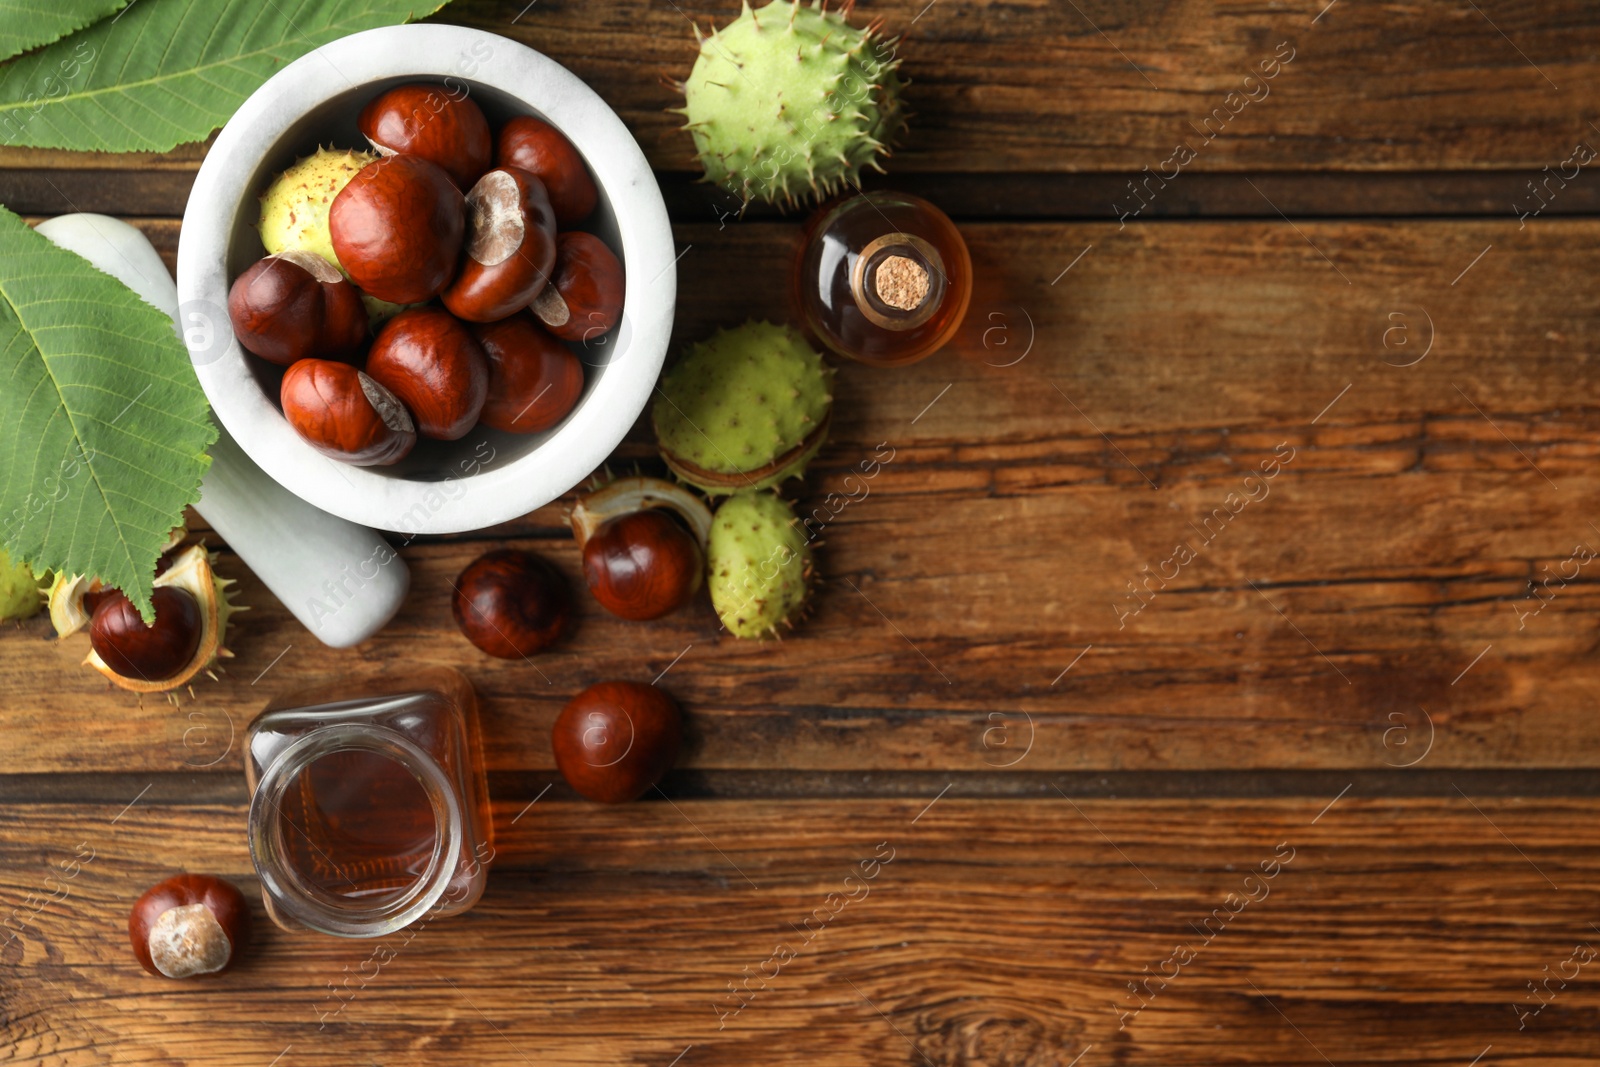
676,0 -> 907,209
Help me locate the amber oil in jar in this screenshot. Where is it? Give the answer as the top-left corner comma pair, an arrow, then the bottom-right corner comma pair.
245,667 -> 493,937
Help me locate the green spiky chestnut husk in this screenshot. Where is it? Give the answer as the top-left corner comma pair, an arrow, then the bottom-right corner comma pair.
0,549 -> 44,621
707,491 -> 812,639
258,147 -> 376,272
652,321 -> 834,496
679,0 -> 906,208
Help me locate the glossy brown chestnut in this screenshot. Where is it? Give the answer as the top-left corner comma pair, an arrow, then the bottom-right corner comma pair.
358,83 -> 492,191
452,549 -> 572,658
531,231 -> 625,343
441,166 -> 558,323
281,358 -> 417,466
227,250 -> 366,365
89,587 -> 202,682
496,115 -> 597,227
469,314 -> 583,434
128,874 -> 250,979
365,307 -> 489,440
583,511 -> 704,621
329,154 -> 465,303
552,681 -> 681,803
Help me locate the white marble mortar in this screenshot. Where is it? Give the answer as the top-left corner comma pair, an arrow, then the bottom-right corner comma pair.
177,25 -> 676,534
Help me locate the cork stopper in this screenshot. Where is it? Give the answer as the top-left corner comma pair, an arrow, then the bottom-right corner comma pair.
874,255 -> 931,311
850,232 -> 947,332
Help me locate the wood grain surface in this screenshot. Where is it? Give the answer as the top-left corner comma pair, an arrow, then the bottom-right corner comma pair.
6,795 -> 1600,1066
5,1 -> 1600,1064
3,217 -> 1597,774
3,0 -> 1600,218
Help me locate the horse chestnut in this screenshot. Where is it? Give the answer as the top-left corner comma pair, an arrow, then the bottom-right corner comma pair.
227,250 -> 366,365
452,549 -> 572,658
281,358 -> 417,466
581,512 -> 704,622
569,477 -> 712,621
364,307 -> 489,441
553,681 -> 681,803
469,314 -> 583,434
441,166 -> 558,323
89,587 -> 202,682
496,115 -> 597,227
128,874 -> 249,979
531,232 -> 624,343
359,83 -> 492,191
329,154 -> 464,303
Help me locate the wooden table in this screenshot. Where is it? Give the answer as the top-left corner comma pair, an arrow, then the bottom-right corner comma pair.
5,1 -> 1600,1063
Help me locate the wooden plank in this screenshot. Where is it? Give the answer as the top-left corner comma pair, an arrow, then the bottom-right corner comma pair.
3,0 -> 1599,187
2,796 -> 1597,1065
16,169 -> 1600,225
6,217 -> 1600,774
3,214 -> 1600,767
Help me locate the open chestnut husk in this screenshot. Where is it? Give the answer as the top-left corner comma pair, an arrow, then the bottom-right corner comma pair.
441,166 -> 558,323
228,250 -> 366,365
359,83 -> 492,191
452,549 -> 572,658
470,314 -> 583,435
364,307 -> 489,441
531,232 -> 624,343
51,542 -> 241,695
129,874 -> 249,979
496,115 -> 597,227
281,358 -> 417,466
569,477 -> 711,621
329,154 -> 465,304
553,681 -> 681,803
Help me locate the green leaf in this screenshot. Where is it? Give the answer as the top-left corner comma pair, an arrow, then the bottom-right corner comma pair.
0,207 -> 215,619
0,0 -> 127,64
0,0 -> 454,152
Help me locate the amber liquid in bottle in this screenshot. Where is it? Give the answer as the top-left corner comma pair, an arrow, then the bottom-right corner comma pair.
281,748 -> 441,901
794,191 -> 973,367
246,667 -> 493,935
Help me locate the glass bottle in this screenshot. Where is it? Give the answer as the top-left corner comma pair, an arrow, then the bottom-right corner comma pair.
245,667 -> 493,937
793,190 -> 972,367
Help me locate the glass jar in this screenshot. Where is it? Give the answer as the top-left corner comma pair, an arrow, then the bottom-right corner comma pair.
245,667 -> 493,937
793,190 -> 973,367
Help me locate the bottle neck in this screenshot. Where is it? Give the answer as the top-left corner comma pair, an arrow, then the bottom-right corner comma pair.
849,232 -> 947,331
247,724 -> 462,938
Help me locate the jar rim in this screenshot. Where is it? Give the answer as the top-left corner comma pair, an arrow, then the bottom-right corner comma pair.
247,723 -> 463,938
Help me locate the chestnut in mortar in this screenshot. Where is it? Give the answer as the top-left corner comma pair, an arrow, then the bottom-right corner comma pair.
329,154 -> 465,304
552,681 -> 682,803
280,358 -> 417,466
452,548 -> 572,659
531,231 -> 624,343
469,313 -> 583,435
359,83 -> 492,191
441,166 -> 558,323
227,250 -> 367,365
364,307 -> 490,441
89,587 -> 203,682
496,115 -> 597,227
128,874 -> 250,979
